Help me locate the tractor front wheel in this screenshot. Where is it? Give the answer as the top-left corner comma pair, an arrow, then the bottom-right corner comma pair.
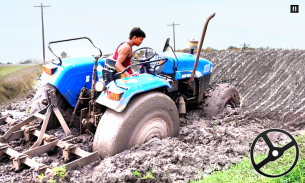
93,91 -> 179,159
30,82 -> 70,129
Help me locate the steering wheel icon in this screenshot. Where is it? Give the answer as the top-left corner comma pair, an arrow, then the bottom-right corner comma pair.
250,129 -> 299,178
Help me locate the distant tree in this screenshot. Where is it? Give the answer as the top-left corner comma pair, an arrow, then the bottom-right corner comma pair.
19,58 -> 41,64
20,60 -> 32,64
32,59 -> 41,64
7,62 -> 12,64
176,48 -> 190,53
227,46 -> 237,49
207,46 -> 213,50
206,47 -> 217,51
257,47 -> 265,50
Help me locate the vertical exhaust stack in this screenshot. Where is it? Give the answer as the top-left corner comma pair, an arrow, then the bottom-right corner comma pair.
188,13 -> 216,87
188,39 -> 198,55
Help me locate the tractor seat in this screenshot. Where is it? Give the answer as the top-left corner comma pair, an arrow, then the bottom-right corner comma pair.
102,58 -> 120,83
105,58 -> 116,70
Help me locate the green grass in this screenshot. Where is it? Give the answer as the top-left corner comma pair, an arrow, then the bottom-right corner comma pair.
191,135 -> 305,183
53,166 -> 67,179
140,169 -> 155,179
133,170 -> 141,177
37,173 -> 45,179
132,168 -> 156,179
0,65 -> 42,102
0,65 -> 31,77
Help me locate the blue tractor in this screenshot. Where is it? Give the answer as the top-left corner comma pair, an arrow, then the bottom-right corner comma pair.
0,13 -> 240,175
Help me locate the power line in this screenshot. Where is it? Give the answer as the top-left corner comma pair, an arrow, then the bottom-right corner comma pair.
180,24 -> 198,33
167,22 -> 180,51
34,3 -> 50,64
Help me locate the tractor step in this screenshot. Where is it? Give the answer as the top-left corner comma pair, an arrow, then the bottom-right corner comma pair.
0,89 -> 98,177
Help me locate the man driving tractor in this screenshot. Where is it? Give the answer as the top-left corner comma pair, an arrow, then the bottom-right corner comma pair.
113,27 -> 146,78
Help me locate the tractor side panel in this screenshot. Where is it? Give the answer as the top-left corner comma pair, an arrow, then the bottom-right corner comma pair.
40,56 -> 105,107
95,74 -> 172,112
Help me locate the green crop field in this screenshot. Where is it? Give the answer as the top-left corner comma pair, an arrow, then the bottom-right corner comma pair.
0,65 -> 42,102
0,65 -> 32,78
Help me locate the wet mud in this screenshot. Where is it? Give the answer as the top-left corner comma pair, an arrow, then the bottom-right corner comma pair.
0,49 -> 304,182
201,49 -> 305,125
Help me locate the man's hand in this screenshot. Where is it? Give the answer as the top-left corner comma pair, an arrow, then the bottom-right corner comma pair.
131,72 -> 139,76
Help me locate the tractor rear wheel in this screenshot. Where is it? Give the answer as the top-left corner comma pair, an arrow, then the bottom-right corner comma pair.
93,91 -> 179,159
203,83 -> 240,118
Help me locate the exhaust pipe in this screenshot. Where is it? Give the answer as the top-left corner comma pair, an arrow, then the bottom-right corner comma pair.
188,13 -> 216,87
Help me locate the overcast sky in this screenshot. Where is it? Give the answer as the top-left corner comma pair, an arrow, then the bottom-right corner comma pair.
1,0 -> 304,64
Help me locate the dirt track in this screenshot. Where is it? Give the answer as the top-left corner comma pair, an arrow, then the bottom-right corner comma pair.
0,49 -> 304,182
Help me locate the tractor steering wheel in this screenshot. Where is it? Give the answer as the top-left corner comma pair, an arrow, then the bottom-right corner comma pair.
133,47 -> 156,62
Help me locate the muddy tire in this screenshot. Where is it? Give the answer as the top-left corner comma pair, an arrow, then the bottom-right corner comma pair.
30,82 -> 55,114
93,91 -> 179,159
30,82 -> 69,128
203,83 -> 240,118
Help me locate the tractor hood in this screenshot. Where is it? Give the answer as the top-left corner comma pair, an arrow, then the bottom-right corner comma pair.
158,52 -> 213,79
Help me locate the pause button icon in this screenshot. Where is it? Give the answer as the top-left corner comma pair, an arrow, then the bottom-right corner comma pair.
291,5 -> 299,13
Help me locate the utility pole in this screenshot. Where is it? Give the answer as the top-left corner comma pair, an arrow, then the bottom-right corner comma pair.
240,43 -> 250,52
34,3 -> 50,64
167,22 -> 179,51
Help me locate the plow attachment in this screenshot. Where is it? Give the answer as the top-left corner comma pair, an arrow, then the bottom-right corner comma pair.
0,90 -> 98,177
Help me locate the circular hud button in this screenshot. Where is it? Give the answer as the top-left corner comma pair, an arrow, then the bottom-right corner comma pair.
250,129 -> 299,178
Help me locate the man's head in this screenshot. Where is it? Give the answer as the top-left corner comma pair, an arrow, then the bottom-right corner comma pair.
129,27 -> 146,46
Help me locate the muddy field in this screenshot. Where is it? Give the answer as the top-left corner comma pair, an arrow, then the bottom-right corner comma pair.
201,49 -> 305,123
0,49 -> 304,182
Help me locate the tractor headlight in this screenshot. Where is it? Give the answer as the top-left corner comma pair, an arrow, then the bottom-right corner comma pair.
95,80 -> 106,92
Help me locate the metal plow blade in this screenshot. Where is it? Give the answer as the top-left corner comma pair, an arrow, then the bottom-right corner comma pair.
0,90 -> 98,177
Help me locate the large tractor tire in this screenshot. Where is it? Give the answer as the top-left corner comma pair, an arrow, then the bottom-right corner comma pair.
30,82 -> 55,114
30,82 -> 69,129
203,83 -> 240,118
93,91 -> 179,159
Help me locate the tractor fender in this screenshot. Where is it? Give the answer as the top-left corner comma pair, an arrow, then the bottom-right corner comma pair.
39,56 -> 105,107
95,74 -> 172,112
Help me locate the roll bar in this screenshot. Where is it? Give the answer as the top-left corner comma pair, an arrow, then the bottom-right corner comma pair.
48,37 -> 102,66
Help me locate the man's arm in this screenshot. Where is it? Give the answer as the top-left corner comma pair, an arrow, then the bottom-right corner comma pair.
115,45 -> 131,77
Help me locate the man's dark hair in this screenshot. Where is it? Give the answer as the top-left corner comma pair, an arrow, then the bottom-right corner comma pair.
129,27 -> 146,39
